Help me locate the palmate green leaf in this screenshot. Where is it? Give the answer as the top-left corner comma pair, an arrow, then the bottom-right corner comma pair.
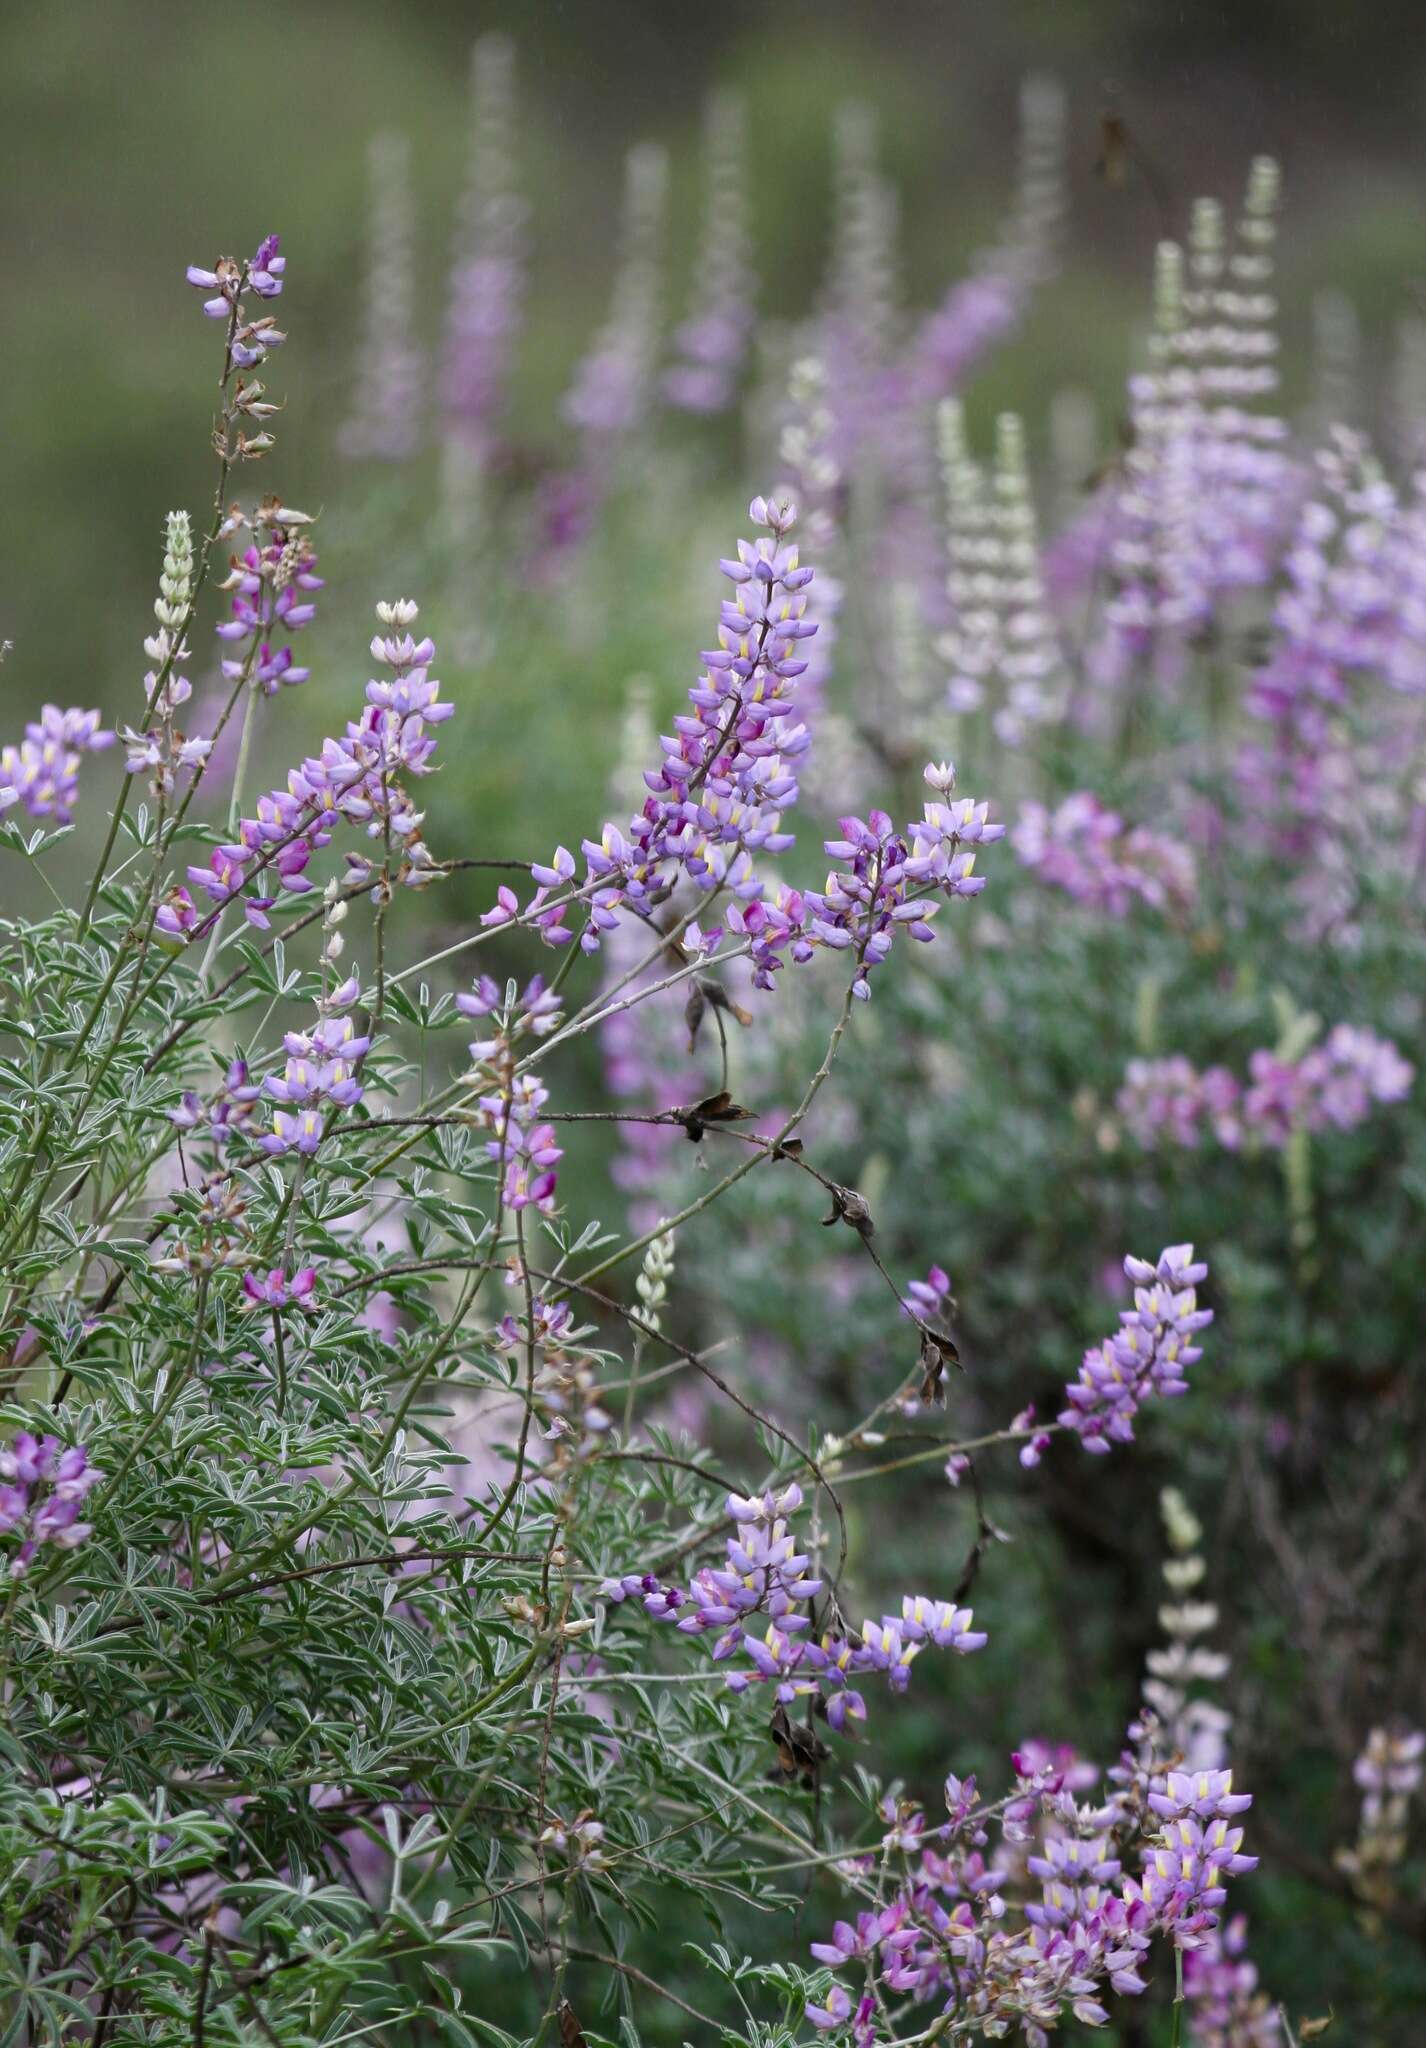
0,820 -> 75,859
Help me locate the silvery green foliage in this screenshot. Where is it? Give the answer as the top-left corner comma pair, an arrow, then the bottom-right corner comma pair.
0,233 -> 816,2048
0,226 -> 1076,2048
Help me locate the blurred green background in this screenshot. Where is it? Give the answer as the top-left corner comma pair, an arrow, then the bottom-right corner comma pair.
5,0 -> 1426,805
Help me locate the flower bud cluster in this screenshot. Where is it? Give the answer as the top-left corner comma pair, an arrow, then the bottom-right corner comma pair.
122,511 -> 212,796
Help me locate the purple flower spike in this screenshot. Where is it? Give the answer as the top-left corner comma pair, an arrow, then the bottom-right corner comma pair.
1057,1245 -> 1213,1454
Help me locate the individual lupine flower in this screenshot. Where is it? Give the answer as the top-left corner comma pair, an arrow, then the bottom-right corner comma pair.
1011,1402 -> 1053,1469
900,1263 -> 951,1320
154,888 -> 200,945
662,91 -> 755,414
804,1983 -> 855,2032
441,33 -> 527,522
1013,791 -> 1196,917
0,705 -> 114,824
339,133 -> 424,462
496,1292 -> 573,1354
809,1915 -> 881,1970
215,509 -> 322,695
0,1433 -> 100,1579
188,601 -> 451,929
1058,1245 -> 1213,1453
242,1267 -> 318,1310
186,234 -> 287,368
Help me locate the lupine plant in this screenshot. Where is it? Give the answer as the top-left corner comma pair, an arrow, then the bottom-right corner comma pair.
4,42 -> 1425,2048
0,224 -> 1257,2047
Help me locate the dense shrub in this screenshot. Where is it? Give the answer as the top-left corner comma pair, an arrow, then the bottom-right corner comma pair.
2,45 -> 1423,2048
